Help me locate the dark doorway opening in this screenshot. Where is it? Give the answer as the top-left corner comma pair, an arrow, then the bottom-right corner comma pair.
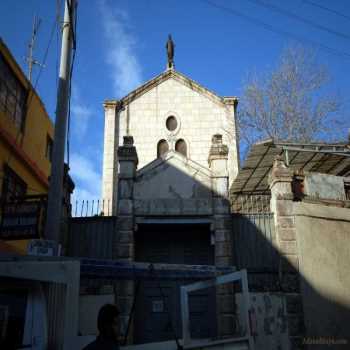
134,223 -> 216,344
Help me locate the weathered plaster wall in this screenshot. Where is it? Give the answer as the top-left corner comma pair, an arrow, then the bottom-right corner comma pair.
303,173 -> 346,200
294,202 -> 350,347
236,293 -> 289,350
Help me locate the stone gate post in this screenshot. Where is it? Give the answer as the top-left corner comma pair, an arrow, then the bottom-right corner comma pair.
115,135 -> 138,343
208,134 -> 234,337
269,155 -> 305,349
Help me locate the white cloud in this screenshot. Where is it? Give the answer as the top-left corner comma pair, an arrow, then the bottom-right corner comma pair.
71,87 -> 93,137
70,153 -> 101,204
99,1 -> 142,97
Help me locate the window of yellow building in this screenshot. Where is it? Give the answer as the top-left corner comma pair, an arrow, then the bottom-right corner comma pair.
1,165 -> 27,203
0,53 -> 27,131
45,135 -> 53,162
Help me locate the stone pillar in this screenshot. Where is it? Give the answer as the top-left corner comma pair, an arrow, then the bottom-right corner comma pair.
223,97 -> 240,186
115,135 -> 138,343
269,155 -> 304,349
102,100 -> 119,215
208,134 -> 234,337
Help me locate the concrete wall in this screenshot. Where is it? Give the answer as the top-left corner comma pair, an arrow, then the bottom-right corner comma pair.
294,202 -> 350,347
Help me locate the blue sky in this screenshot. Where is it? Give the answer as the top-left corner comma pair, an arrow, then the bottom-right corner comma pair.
1,0 -> 349,204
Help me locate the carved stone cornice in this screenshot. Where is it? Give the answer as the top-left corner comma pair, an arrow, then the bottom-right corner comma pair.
119,69 -> 238,108
223,96 -> 239,107
103,99 -> 119,111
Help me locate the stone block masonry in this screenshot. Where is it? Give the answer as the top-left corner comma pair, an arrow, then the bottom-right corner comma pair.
269,155 -> 305,349
102,70 -> 240,209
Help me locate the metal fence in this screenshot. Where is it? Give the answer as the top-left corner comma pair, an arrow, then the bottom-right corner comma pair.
66,216 -> 117,259
231,193 -> 271,214
232,211 -> 279,291
231,193 -> 279,291
71,199 -> 112,217
232,212 -> 277,270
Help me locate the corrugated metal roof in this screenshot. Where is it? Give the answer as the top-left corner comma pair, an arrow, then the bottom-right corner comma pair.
231,140 -> 350,195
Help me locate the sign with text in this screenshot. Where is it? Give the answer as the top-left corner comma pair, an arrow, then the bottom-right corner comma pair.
0,201 -> 43,240
27,239 -> 60,257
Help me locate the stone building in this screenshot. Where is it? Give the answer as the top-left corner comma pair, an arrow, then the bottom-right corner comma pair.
69,43 -> 350,349
100,45 -> 241,344
101,70 -> 240,214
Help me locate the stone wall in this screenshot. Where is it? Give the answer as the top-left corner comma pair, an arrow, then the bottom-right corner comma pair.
269,155 -> 350,349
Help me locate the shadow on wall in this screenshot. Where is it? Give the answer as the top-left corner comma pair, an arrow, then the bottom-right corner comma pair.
232,208 -> 350,350
65,151 -> 350,350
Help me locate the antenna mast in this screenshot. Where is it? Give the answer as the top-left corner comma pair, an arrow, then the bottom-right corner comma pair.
26,15 -> 44,82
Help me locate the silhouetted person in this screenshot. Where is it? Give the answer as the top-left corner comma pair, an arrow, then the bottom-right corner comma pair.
83,304 -> 120,350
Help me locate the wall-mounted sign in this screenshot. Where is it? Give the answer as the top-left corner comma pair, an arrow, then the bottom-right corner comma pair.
27,239 -> 61,257
0,201 -> 43,240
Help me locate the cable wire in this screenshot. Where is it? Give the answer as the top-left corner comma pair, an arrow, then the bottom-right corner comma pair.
303,0 -> 350,22
248,0 -> 350,41
200,0 -> 350,59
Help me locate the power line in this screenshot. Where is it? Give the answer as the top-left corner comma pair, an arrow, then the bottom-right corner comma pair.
248,0 -> 350,41
200,0 -> 350,59
303,0 -> 350,22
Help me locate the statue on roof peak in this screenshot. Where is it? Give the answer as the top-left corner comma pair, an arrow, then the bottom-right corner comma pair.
166,34 -> 175,70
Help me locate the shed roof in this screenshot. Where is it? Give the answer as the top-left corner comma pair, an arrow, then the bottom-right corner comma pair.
230,140 -> 350,195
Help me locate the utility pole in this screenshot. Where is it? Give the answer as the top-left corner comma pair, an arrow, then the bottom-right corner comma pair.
45,0 -> 76,243
26,15 -> 44,82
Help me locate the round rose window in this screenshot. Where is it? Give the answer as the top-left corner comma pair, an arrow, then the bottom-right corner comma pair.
166,116 -> 177,131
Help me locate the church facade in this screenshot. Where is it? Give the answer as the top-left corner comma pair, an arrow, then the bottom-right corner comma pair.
101,49 -> 241,343
102,69 -> 240,213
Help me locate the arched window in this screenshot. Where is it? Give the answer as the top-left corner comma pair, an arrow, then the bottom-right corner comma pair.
157,139 -> 169,158
175,139 -> 187,157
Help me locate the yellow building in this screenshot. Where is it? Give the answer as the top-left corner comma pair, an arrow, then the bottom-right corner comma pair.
0,38 -> 54,254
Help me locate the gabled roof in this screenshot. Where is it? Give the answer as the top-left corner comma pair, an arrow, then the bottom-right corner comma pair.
118,68 -> 238,108
136,150 -> 212,179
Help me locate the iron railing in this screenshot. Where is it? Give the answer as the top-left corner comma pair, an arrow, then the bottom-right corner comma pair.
71,199 -> 112,217
231,193 -> 271,214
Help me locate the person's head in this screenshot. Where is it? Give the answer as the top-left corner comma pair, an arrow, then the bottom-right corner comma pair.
97,304 -> 120,340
